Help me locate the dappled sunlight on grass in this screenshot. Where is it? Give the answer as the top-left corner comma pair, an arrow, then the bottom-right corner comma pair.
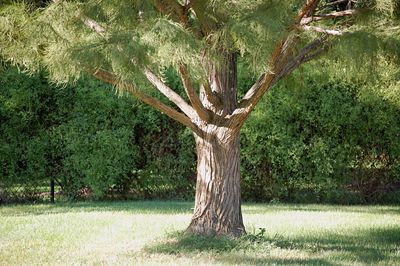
1,201 -> 399,265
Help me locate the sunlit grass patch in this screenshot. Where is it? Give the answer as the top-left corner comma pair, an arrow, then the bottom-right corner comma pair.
1,201 -> 399,265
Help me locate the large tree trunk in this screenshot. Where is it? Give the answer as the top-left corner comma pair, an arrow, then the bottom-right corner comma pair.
188,131 -> 245,236
187,51 -> 245,236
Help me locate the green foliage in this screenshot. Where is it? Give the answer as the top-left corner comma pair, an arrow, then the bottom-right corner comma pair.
53,78 -> 135,198
0,65 -> 195,201
1,0 -> 398,89
2,61 -> 400,203
205,0 -> 297,73
241,68 -> 400,203
0,67 -> 72,195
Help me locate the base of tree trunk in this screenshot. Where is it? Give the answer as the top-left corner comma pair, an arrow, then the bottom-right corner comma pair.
187,133 -> 246,237
187,215 -> 246,237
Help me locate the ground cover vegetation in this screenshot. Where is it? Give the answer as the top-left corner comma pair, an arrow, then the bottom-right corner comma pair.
1,0 -> 399,235
1,201 -> 399,265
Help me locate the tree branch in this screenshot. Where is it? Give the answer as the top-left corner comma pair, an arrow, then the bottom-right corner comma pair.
143,68 -> 197,121
190,1 -> 218,36
297,0 -> 321,23
152,0 -> 204,38
302,25 -> 344,35
80,16 -> 107,37
90,68 -> 201,135
229,0 -> 321,130
272,36 -> 330,85
322,0 -> 352,7
152,0 -> 189,26
178,64 -> 210,122
300,9 -> 360,25
201,82 -> 219,106
241,0 -> 321,103
79,16 -> 200,124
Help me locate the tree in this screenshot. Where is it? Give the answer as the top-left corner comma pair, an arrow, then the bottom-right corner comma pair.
0,0 -> 398,236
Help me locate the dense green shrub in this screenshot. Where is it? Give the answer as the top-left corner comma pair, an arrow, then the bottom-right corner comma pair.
0,68 -> 73,201
241,76 -> 400,203
1,64 -> 399,203
0,66 -> 195,201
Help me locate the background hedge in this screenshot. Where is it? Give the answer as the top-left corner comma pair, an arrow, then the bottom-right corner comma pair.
1,64 -> 399,203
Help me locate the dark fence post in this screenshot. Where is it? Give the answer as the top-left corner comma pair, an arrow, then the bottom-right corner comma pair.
50,178 -> 55,203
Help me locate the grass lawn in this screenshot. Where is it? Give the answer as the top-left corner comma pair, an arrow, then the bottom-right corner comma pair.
0,201 -> 399,265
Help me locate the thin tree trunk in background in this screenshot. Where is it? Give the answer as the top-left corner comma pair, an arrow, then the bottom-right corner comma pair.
50,177 -> 55,204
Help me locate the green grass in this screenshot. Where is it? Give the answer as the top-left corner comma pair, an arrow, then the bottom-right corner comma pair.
1,201 -> 399,265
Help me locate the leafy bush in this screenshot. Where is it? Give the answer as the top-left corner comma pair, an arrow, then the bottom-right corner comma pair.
241,76 -> 400,203
1,64 -> 399,203
0,66 -> 195,201
0,68 -> 73,201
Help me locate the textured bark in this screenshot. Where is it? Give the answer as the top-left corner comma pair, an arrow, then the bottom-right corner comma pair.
188,131 -> 245,236
201,51 -> 237,117
187,51 -> 245,236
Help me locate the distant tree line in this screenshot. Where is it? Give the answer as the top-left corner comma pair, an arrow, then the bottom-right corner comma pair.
1,64 -> 399,204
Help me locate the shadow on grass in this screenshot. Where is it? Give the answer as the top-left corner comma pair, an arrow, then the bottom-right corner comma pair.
289,227 -> 400,264
144,231 -> 336,265
145,226 -> 400,265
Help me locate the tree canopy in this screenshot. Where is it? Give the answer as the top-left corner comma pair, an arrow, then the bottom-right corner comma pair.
1,1 -> 399,91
